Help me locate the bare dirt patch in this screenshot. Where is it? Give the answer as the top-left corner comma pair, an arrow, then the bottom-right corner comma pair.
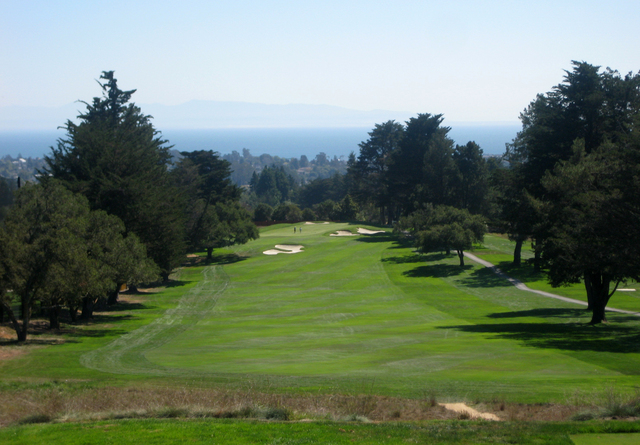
440,403 -> 501,421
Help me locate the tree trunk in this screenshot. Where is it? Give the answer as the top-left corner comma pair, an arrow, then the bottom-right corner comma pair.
1,300 -> 24,341
533,239 -> 542,272
69,305 -> 78,323
457,250 -> 465,267
19,296 -> 31,341
584,273 -> 594,310
81,296 -> 94,319
108,284 -> 123,306
49,305 -> 61,330
584,271 -> 611,324
445,246 -> 451,255
513,238 -> 524,266
161,271 -> 170,282
207,247 -> 214,261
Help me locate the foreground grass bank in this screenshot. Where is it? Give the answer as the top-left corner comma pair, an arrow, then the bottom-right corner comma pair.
3,418 -> 640,445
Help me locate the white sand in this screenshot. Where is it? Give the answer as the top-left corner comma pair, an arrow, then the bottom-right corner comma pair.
305,221 -> 330,225
440,403 -> 501,421
263,244 -> 305,255
357,228 -> 386,235
330,230 -> 357,237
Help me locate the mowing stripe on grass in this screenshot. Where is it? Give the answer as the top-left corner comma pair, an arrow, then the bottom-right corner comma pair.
80,265 -> 229,376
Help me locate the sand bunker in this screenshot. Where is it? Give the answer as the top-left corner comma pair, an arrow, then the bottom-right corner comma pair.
330,230 -> 357,237
357,228 -> 386,235
331,228 -> 386,236
305,221 -> 330,225
440,403 -> 501,421
263,245 -> 305,255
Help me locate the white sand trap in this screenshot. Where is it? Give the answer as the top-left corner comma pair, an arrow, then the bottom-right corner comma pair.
357,228 -> 386,235
618,289 -> 636,292
263,244 -> 305,255
330,230 -> 357,237
305,221 -> 330,225
440,403 -> 501,421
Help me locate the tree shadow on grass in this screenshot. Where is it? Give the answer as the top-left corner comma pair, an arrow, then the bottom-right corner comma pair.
206,253 -> 248,266
438,313 -> 640,353
63,327 -> 128,339
105,302 -> 156,312
488,308 -> 587,319
404,263 -> 473,279
493,261 -> 547,283
457,267 -> 515,288
354,233 -> 398,244
382,253 -> 425,264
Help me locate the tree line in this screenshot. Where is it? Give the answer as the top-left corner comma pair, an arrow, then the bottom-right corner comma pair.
2,61 -> 639,335
335,61 -> 640,325
0,72 -> 258,341
248,61 -> 640,325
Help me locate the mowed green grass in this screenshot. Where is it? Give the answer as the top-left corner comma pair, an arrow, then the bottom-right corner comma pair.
2,224 -> 640,404
108,223 -> 640,402
3,418 -> 640,445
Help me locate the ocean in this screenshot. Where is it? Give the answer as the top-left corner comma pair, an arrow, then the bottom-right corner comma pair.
0,125 -> 519,160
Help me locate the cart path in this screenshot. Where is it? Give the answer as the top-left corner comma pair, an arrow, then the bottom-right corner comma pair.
463,252 -> 640,317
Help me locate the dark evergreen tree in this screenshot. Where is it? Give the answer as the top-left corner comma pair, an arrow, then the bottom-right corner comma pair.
504,62 -> 640,268
43,71 -> 186,279
540,139 -> 640,324
451,141 -> 488,214
173,150 -> 258,260
349,121 -> 403,224
386,114 -> 451,216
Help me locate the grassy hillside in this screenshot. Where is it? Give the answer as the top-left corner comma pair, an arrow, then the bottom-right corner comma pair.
1,223 -> 640,435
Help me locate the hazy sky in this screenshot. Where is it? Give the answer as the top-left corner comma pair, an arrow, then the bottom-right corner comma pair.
1,0 -> 639,123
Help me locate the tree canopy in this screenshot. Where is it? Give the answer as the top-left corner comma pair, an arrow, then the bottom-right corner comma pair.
43,71 -> 186,278
0,182 -> 157,340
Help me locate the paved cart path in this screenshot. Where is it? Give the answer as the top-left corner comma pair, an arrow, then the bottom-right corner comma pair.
464,252 -> 640,317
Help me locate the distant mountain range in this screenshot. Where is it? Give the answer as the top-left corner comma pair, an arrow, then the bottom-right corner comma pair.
0,100 -> 419,131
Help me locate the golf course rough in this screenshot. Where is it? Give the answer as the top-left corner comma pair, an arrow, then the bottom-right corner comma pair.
79,223 -> 640,402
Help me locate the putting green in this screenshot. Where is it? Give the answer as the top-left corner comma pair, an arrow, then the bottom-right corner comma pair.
83,224 -> 640,401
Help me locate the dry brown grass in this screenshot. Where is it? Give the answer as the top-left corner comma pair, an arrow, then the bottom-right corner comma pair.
0,386 -> 585,427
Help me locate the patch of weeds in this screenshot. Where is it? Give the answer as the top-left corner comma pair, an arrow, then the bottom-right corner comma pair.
569,384 -> 640,420
155,407 -> 189,418
110,410 -> 147,420
423,388 -> 438,408
18,413 -> 52,425
263,407 -> 291,421
343,414 -> 371,422
571,411 -> 596,421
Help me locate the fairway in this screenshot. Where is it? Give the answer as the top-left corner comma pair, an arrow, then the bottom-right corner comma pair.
80,223 -> 640,402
